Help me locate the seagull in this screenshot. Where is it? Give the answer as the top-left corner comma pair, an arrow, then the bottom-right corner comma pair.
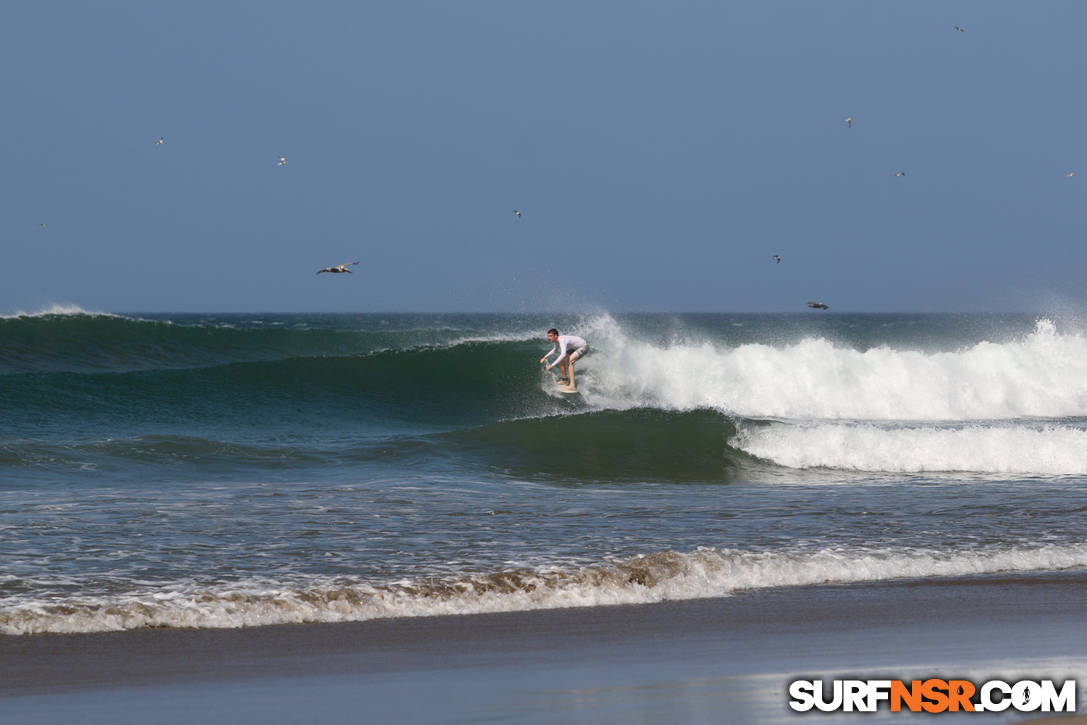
807,301 -> 829,310
894,171 -> 906,177
772,255 -> 781,264
954,25 -> 965,32
316,261 -> 360,275
154,137 -> 164,146
513,209 -> 522,218
844,117 -> 853,128
278,156 -> 288,166
1067,172 -> 1076,178
39,223 -> 46,228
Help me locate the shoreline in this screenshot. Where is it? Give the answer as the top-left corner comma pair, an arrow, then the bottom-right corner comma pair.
3,573 -> 1087,723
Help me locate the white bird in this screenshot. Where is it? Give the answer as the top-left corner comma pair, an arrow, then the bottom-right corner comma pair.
278,156 -> 288,166
316,261 -> 360,275
894,171 -> 906,177
513,209 -> 522,218
154,137 -> 165,146
844,117 -> 853,128
1067,172 -> 1076,178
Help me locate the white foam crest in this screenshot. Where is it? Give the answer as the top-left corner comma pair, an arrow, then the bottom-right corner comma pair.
4,542 -> 1087,635
580,318 -> 1087,420
733,421 -> 1087,474
0,303 -> 120,320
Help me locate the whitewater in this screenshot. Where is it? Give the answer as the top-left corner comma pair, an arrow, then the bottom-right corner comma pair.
579,317 -> 1087,420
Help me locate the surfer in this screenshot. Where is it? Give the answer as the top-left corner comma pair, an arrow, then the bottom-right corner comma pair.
540,328 -> 588,391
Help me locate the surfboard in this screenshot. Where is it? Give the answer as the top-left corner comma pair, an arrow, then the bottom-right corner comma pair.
556,384 -> 579,394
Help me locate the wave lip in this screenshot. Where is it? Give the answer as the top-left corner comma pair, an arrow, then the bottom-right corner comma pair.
5,543 -> 1087,635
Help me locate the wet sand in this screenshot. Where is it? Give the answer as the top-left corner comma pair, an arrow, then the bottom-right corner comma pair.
2,573 -> 1086,724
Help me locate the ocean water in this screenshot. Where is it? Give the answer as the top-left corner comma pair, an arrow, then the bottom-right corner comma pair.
3,307 -> 1087,635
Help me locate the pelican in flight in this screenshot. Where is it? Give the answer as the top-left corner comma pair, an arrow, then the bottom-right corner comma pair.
954,26 -> 965,32
807,301 -> 829,310
513,209 -> 522,218
772,254 -> 782,264
844,117 -> 853,128
894,171 -> 906,177
316,261 -> 360,275
278,156 -> 288,166
154,137 -> 165,146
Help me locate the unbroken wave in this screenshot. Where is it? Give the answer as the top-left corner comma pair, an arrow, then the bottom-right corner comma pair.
0,340 -> 560,430
0,310 -> 545,375
447,408 -> 752,482
0,312 -> 397,374
4,543 -> 1087,634
0,410 -> 756,483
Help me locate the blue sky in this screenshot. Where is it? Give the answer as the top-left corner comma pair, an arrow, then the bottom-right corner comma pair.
2,1 -> 1085,313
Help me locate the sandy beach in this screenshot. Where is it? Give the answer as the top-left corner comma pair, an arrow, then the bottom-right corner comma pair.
3,572 -> 1086,724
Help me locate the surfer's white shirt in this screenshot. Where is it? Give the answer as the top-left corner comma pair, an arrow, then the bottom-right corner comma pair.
545,335 -> 588,367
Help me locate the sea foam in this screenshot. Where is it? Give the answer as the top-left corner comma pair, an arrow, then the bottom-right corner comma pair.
731,421 -> 1087,475
3,543 -> 1086,634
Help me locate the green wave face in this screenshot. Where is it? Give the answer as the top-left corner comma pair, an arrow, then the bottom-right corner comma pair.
448,408 -> 749,483
0,312 -> 470,374
0,339 -> 566,434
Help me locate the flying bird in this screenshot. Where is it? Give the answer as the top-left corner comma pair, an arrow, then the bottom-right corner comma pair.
513,210 -> 522,218
316,261 -> 360,275
1067,172 -> 1076,178
807,301 -> 829,310
844,117 -> 853,128
39,223 -> 46,228
954,25 -> 965,32
278,156 -> 288,166
894,171 -> 906,177
772,255 -> 781,264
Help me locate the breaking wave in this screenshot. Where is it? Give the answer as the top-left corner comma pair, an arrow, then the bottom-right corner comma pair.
582,317 -> 1087,421
5,543 -> 1087,634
